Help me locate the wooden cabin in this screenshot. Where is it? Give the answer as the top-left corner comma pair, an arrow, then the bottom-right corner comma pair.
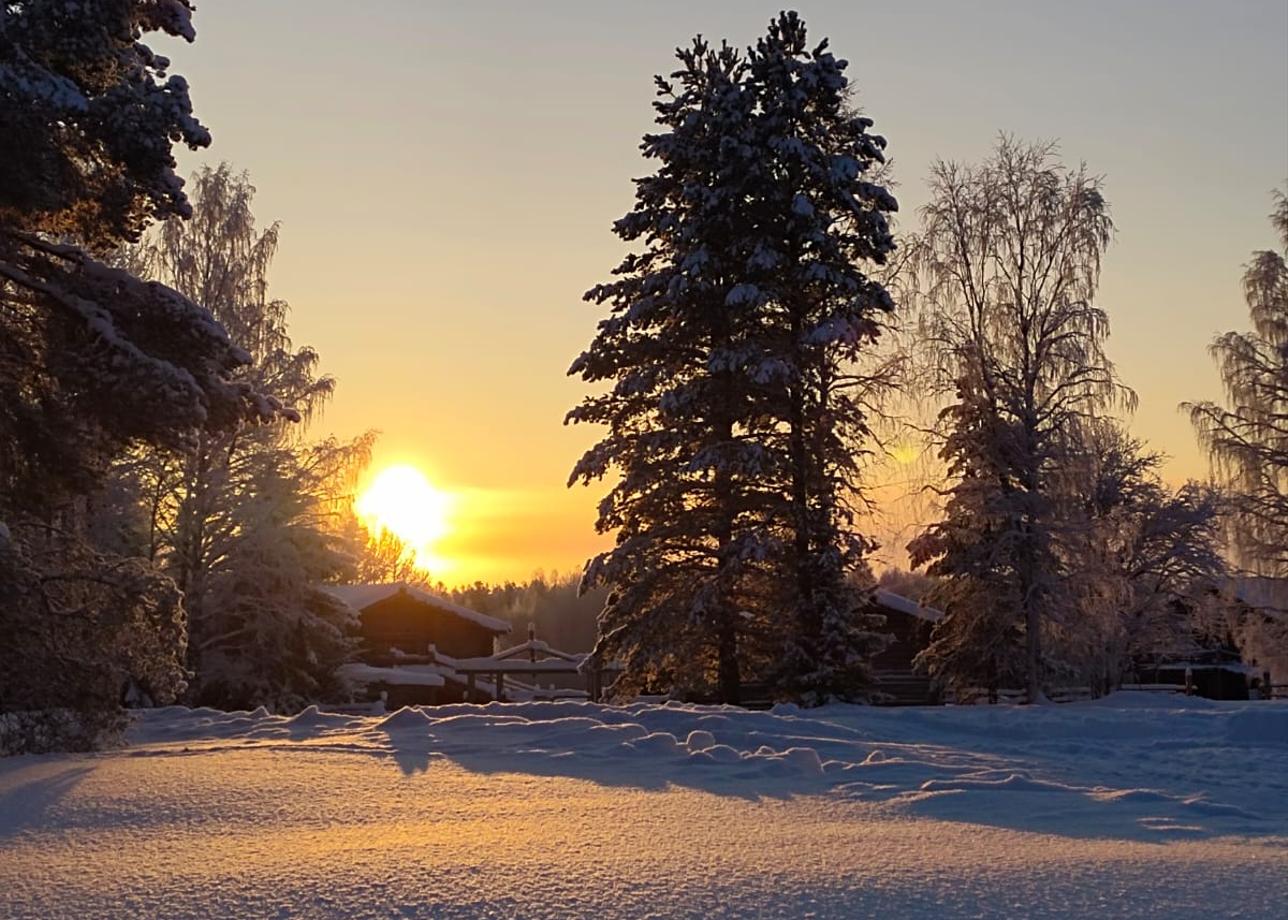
324,582 -> 511,660
324,583 -> 511,706
869,589 -> 942,705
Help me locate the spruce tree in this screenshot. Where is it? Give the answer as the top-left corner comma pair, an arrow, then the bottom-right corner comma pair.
568,37 -> 761,702
742,12 -> 898,702
0,1 -> 282,747
569,13 -> 897,704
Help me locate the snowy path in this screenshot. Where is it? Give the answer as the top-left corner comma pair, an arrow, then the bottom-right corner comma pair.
2,697 -> 1287,918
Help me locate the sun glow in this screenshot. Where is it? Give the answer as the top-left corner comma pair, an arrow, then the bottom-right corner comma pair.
355,465 -> 454,574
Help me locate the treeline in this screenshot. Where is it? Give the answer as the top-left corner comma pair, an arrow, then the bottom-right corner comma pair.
451,574 -> 605,654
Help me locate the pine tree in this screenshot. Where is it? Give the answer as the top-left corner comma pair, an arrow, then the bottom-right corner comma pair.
569,13 -> 897,704
568,36 -> 760,702
0,1 -> 279,745
741,13 -> 898,702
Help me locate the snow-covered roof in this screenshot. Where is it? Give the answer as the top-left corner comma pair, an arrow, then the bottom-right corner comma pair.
491,638 -> 585,663
874,589 -> 943,623
322,583 -> 511,633
337,663 -> 446,688
448,657 -> 588,673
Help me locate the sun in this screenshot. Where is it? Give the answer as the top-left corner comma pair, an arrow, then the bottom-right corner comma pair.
355,465 -> 454,572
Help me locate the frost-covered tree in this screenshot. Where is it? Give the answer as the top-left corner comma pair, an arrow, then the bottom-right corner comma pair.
1186,190 -> 1288,676
1058,423 -> 1225,688
0,1 -> 279,745
1187,191 -> 1288,579
0,2 -> 276,499
568,13 -> 896,704
119,166 -> 369,710
907,138 -> 1130,702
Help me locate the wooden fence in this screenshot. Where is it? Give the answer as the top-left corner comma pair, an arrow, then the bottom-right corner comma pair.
1119,682 -> 1187,694
955,686 -> 1094,705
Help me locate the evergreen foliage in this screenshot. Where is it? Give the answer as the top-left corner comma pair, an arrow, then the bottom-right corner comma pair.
569,13 -> 896,703
0,1 -> 281,745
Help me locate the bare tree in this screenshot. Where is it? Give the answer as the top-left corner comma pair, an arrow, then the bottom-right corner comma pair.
906,137 -> 1132,702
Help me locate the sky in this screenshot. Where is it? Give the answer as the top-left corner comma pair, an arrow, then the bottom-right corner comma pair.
159,1 -> 1287,585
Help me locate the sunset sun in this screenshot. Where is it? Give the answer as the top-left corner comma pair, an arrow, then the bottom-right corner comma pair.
355,465 -> 453,572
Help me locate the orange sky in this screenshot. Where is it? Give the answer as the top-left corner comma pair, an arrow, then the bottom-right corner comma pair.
162,1 -> 1287,585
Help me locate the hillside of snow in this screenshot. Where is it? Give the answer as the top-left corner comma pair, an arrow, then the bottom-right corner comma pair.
2,695 -> 1287,918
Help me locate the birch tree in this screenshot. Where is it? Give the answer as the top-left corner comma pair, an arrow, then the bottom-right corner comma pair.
907,138 -> 1130,702
1187,191 -> 1288,578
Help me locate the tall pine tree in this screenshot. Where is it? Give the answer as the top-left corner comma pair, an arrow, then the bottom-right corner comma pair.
568,37 -> 760,702
569,13 -> 897,704
742,13 -> 898,702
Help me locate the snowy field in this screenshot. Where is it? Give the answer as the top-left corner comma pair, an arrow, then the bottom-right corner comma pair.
2,696 -> 1287,919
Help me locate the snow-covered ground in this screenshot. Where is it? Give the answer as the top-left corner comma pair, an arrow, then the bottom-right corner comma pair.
2,695 -> 1287,918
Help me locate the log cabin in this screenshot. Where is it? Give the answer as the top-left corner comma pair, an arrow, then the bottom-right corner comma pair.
324,583 -> 511,707
869,589 -> 943,705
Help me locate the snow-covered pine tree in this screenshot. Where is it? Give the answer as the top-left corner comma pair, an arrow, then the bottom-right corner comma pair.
741,12 -> 899,702
907,138 -> 1130,703
0,1 -> 281,746
569,13 -> 897,704
568,37 -> 764,703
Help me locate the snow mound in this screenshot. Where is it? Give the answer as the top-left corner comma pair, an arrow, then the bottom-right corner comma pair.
1225,708 -> 1288,745
375,707 -> 435,733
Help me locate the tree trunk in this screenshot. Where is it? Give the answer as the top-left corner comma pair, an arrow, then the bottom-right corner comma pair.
712,402 -> 740,706
1025,599 -> 1042,704
716,613 -> 740,705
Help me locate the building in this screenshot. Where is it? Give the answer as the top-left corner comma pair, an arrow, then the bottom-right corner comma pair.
323,582 -> 511,660
869,589 -> 943,705
323,583 -> 511,707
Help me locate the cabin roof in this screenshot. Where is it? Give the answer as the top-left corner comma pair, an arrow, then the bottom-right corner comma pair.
322,582 -> 512,633
874,589 -> 944,623
336,662 -> 447,687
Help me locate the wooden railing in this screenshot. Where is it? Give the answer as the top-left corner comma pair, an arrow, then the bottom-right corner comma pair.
954,686 -> 1094,705
1118,682 -> 1186,694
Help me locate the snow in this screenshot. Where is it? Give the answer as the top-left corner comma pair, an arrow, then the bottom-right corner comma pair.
321,583 -> 512,633
874,588 -> 943,622
2,695 -> 1287,918
336,663 -> 446,688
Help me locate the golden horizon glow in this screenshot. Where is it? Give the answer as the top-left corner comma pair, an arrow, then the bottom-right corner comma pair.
355,465 -> 455,576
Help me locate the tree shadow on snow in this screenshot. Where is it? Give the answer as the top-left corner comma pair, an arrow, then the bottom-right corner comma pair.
364,703 -> 1288,841
0,761 -> 94,839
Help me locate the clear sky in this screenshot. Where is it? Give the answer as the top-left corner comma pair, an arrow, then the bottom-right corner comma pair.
161,1 -> 1287,585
